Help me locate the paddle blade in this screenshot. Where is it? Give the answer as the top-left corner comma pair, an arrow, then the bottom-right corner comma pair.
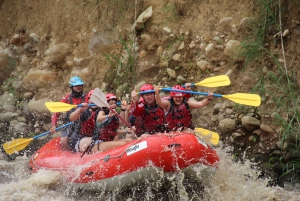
45,102 -> 77,112
91,88 -> 110,108
3,138 -> 33,155
195,75 -> 230,87
194,128 -> 219,145
223,93 -> 261,106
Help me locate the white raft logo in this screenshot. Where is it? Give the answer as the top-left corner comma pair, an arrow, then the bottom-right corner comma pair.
126,141 -> 147,156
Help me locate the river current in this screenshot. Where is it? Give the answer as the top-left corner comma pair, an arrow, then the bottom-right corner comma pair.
1,146 -> 299,201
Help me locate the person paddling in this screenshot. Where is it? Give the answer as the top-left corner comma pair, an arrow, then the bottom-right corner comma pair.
95,93 -> 135,143
68,90 -> 132,153
155,84 -> 213,133
50,76 -> 88,150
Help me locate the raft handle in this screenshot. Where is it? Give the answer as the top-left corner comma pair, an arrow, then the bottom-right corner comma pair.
104,154 -> 111,162
168,143 -> 181,148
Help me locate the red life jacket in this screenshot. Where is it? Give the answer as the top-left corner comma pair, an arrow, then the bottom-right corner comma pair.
79,109 -> 97,137
165,98 -> 194,132
97,109 -> 120,141
132,102 -> 165,136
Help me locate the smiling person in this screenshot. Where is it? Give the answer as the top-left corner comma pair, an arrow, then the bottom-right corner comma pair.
155,84 -> 213,133
95,93 -> 135,143
68,90 -> 130,153
49,76 -> 88,150
130,84 -> 165,137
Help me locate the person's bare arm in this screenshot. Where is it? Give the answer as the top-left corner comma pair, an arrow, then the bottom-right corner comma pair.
188,92 -> 213,109
69,103 -> 88,121
154,86 -> 170,110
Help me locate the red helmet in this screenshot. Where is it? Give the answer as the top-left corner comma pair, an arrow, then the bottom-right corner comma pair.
170,85 -> 185,97
140,84 -> 154,92
106,93 -> 117,102
87,89 -> 94,99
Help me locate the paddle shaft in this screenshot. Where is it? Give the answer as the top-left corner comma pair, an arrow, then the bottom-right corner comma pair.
139,88 -> 220,97
33,122 -> 73,140
108,107 -> 132,128
77,103 -> 121,107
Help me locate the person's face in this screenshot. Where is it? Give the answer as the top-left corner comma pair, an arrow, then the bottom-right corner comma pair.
142,93 -> 155,104
88,96 -> 98,108
108,99 -> 117,109
72,85 -> 83,92
173,96 -> 184,105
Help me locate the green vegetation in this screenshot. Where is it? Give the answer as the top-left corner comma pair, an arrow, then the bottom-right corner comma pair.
104,32 -> 137,95
241,0 -> 299,183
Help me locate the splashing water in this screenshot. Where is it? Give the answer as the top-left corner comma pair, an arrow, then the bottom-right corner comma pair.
0,147 -> 299,201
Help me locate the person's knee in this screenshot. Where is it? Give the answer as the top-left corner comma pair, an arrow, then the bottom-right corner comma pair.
60,137 -> 69,150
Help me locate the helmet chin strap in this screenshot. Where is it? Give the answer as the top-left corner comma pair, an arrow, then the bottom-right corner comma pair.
71,87 -> 83,98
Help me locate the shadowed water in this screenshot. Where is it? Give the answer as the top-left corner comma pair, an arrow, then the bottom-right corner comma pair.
1,147 -> 299,201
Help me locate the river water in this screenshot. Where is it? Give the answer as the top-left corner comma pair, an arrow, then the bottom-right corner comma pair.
1,146 -> 299,201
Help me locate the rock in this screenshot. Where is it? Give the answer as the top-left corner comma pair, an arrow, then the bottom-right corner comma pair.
1,112 -> 17,123
163,27 -> 171,33
260,123 -> 274,134
224,40 -> 245,62
218,17 -> 233,32
13,122 -> 28,134
241,116 -> 260,131
197,60 -> 209,71
205,43 -> 219,58
27,98 -> 52,119
218,118 -> 236,134
133,6 -> 153,30
140,34 -> 151,46
44,43 -> 72,63
24,92 -> 34,100
172,54 -> 182,61
0,91 -> 15,106
253,128 -> 262,136
225,108 -> 233,114
10,34 -> 27,45
178,42 -> 184,50
17,117 -> 27,123
22,70 -> 57,91
156,46 -> 163,56
282,29 -> 289,37
139,50 -> 147,58
189,41 -> 196,48
166,68 -> 176,78
176,75 -> 186,83
213,103 -> 222,114
2,105 -> 16,112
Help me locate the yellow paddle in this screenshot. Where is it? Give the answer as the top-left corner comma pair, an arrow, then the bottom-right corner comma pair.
187,75 -> 230,87
45,102 -> 122,113
155,89 -> 261,107
194,127 -> 220,146
45,102 -> 97,113
138,75 -> 230,95
3,122 -> 73,155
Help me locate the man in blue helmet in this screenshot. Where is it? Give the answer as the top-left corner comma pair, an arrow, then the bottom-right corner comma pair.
50,76 -> 89,150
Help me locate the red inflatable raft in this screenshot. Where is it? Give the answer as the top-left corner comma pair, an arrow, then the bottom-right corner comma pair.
29,132 -> 219,190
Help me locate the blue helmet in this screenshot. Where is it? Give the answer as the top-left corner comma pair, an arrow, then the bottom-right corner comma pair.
69,76 -> 84,87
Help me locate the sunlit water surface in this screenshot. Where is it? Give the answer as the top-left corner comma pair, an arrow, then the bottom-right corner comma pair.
1,146 -> 299,201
